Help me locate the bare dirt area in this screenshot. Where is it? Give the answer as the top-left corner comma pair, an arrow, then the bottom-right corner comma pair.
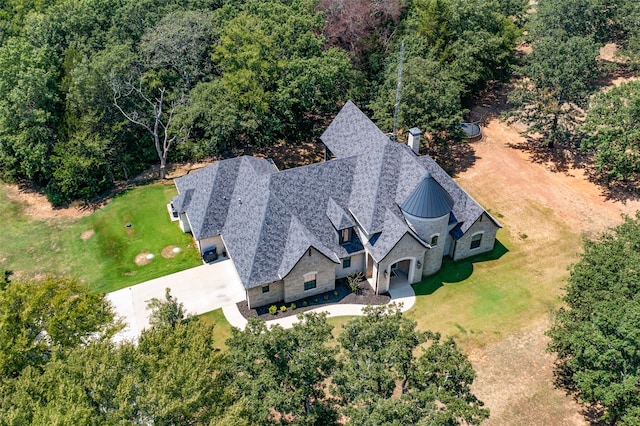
161,245 -> 179,258
454,112 -> 640,424
134,252 -> 153,266
459,118 -> 640,238
467,318 -> 587,425
80,229 -> 95,240
2,184 -> 93,220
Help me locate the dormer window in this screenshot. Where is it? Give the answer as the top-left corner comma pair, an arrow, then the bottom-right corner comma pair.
339,228 -> 352,244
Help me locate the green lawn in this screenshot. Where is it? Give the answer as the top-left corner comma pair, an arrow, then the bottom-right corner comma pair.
407,206 -> 580,347
1,182 -> 201,293
200,309 -> 234,351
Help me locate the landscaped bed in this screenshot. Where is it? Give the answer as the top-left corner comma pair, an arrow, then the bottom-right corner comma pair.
236,280 -> 390,321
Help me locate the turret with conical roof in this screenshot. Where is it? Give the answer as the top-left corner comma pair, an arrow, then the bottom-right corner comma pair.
401,173 -> 454,276
401,173 -> 454,219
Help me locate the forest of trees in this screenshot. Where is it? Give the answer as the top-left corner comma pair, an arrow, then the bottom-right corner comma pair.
0,277 -> 488,425
0,0 -> 638,204
0,0 -> 636,204
548,213 -> 640,425
0,0 -> 522,205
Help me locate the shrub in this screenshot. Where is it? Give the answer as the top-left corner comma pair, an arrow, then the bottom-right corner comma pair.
280,305 -> 287,312
269,305 -> 277,315
347,272 -> 364,293
314,298 -> 319,303
323,294 -> 329,301
334,290 -> 339,297
290,303 -> 296,310
302,301 -> 308,307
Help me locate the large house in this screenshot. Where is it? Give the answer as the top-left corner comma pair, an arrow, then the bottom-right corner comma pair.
171,102 -> 501,308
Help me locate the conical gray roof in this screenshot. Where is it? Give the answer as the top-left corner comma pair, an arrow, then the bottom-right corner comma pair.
400,173 -> 454,218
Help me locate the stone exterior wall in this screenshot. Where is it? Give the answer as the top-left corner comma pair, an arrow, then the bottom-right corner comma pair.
335,253 -> 365,279
377,233 -> 426,293
453,213 -> 500,261
246,280 -> 285,309
283,248 -> 337,303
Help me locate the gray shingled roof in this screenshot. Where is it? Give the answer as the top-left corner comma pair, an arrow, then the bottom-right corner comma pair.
173,101 -> 499,290
321,100 -> 390,158
401,173 -> 454,218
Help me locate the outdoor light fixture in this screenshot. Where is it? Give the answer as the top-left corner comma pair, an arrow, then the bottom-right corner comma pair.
417,260 -> 422,269
384,269 -> 388,278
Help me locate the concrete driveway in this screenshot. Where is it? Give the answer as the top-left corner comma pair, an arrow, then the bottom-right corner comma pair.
107,259 -> 245,341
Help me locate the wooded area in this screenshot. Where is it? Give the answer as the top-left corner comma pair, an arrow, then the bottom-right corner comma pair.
0,0 -> 636,203
0,0 -> 509,204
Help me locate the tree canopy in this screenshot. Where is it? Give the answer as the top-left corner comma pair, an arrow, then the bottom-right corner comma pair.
582,80 -> 640,182
0,0 -> 527,204
548,213 -> 640,425
370,0 -> 519,152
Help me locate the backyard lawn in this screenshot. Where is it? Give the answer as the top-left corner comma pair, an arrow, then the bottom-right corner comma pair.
1,182 -> 201,293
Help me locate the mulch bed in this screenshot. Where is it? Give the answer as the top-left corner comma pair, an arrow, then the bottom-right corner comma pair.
236,280 -> 391,321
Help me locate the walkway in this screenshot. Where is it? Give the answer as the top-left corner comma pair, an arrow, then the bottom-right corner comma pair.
222,280 -> 416,330
108,258 -> 417,340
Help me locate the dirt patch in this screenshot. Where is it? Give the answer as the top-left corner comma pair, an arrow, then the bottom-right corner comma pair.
2,184 -> 93,220
453,101 -> 640,424
161,245 -> 180,258
134,252 -> 153,266
80,230 -> 95,240
468,318 -> 587,425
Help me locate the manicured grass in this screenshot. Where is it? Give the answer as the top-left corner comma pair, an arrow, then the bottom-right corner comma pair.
199,309 -> 234,351
1,182 -> 201,293
408,205 -> 581,347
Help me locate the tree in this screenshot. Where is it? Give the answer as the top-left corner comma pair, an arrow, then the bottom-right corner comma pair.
0,276 -> 118,378
370,55 -> 465,139
548,213 -> 640,425
370,0 -> 518,151
0,37 -> 59,185
507,36 -> 600,148
581,80 -> 640,183
146,287 -> 190,328
529,0 -> 620,43
0,318 -> 237,424
316,0 -> 406,73
109,44 -> 190,180
335,304 -> 489,425
227,313 -> 338,425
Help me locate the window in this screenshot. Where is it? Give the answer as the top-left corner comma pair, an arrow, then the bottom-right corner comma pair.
470,233 -> 482,249
430,235 -> 439,246
304,273 -> 317,291
339,228 -> 352,244
342,257 -> 351,268
262,285 -> 269,293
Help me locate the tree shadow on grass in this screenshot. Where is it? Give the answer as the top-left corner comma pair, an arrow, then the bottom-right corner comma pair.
413,240 -> 509,296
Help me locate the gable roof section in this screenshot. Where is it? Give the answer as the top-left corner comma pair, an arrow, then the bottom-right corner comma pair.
173,156 -> 278,241
320,101 -> 390,158
326,197 -> 355,230
365,209 -> 429,262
